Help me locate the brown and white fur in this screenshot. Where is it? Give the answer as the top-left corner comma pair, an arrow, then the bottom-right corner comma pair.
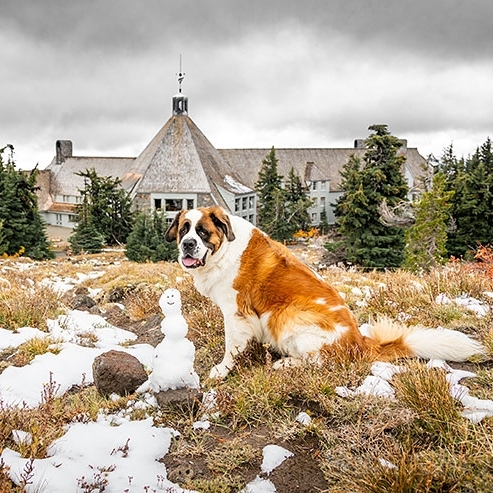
165,206 -> 485,379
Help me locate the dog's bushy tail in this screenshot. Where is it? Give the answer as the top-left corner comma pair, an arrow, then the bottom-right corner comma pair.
367,317 -> 486,362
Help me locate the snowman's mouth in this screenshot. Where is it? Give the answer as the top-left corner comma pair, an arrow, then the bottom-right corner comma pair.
181,253 -> 207,269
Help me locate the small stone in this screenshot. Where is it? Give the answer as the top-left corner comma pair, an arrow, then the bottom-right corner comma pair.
70,294 -> 96,310
92,350 -> 148,397
168,463 -> 196,483
154,388 -> 203,414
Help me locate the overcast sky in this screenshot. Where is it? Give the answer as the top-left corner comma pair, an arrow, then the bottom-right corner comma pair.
2,0 -> 493,169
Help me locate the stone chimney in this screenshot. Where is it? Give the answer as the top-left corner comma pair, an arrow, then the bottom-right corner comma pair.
55,140 -> 73,164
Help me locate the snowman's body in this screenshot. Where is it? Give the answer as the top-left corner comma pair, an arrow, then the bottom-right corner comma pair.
148,288 -> 200,391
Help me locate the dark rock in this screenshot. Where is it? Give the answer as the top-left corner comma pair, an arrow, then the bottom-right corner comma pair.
73,286 -> 90,296
136,314 -> 164,346
168,463 -> 196,483
89,305 -> 102,315
106,286 -> 129,303
92,350 -> 148,397
103,303 -> 129,326
70,294 -> 96,310
155,388 -> 203,414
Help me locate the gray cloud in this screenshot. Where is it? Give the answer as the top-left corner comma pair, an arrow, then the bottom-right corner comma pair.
5,0 -> 493,58
2,0 -> 493,168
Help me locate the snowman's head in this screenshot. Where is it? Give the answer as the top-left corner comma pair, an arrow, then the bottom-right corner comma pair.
159,288 -> 182,315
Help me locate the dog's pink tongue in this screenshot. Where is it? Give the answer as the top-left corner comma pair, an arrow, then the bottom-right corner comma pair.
182,256 -> 198,267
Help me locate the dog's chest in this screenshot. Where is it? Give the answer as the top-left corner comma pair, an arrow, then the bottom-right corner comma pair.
192,266 -> 238,306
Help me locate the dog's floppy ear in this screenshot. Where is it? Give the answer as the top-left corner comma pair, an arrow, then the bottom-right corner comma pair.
211,208 -> 235,242
165,210 -> 184,242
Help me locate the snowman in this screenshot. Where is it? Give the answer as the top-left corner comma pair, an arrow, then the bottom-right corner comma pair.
148,288 -> 200,391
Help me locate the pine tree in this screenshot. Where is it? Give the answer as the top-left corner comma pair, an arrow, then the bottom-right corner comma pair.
284,167 -> 312,235
68,203 -> 104,254
0,220 -> 8,256
125,209 -> 178,262
319,208 -> 329,235
72,169 -> 134,246
0,145 -> 53,260
439,143 -> 464,184
255,147 -> 287,240
332,125 -> 409,269
403,171 -> 454,272
445,138 -> 493,257
333,154 -> 365,234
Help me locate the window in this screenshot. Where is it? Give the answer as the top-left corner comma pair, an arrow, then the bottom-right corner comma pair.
320,196 -> 326,207
312,181 -> 317,191
154,198 -> 162,210
165,199 -> 182,211
321,181 -> 327,191
55,214 -> 63,225
248,196 -> 254,209
235,199 -> 240,212
187,199 -> 194,209
242,197 -> 247,210
311,212 -> 317,222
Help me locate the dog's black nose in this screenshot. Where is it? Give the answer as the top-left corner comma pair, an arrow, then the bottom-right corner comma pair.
182,238 -> 196,253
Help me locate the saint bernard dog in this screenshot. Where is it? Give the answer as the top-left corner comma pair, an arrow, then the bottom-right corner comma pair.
165,206 -> 485,379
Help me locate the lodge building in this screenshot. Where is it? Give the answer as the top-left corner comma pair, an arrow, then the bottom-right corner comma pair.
36,84 -> 426,233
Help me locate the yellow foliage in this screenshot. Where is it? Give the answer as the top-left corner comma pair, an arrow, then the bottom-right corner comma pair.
1,246 -> 25,258
292,227 -> 319,239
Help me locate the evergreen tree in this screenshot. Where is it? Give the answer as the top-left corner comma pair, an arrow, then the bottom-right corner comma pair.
71,169 -> 134,246
403,171 -> 454,272
68,203 -> 105,254
255,147 -> 287,240
333,154 -> 365,235
0,145 -> 53,260
444,138 -> 493,257
0,220 -> 8,256
284,167 -> 312,235
319,208 -> 329,235
439,143 -> 464,184
125,209 -> 177,262
332,125 -> 409,269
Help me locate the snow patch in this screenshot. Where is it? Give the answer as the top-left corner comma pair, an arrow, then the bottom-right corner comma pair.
223,174 -> 253,194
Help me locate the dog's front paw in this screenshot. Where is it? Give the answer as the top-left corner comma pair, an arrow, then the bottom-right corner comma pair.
209,363 -> 231,380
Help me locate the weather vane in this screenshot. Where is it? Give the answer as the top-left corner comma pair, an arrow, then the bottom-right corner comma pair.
177,54 -> 185,93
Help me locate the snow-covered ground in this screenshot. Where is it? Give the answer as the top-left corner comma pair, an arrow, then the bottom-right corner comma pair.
0,267 -> 491,492
0,260 -> 296,493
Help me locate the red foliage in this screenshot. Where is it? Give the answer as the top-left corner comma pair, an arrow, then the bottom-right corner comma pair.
467,245 -> 493,279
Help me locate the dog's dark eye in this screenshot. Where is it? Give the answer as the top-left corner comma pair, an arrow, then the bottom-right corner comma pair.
197,227 -> 208,239
179,223 -> 190,237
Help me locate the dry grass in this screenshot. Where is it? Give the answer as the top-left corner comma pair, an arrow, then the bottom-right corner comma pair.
1,250 -> 493,491
0,283 -> 63,332
0,382 -> 132,460
6,337 -> 61,367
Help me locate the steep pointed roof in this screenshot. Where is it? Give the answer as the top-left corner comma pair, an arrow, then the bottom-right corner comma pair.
130,114 -> 252,207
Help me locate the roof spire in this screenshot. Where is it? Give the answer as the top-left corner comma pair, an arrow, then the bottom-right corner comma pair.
172,54 -> 188,115
177,54 -> 185,93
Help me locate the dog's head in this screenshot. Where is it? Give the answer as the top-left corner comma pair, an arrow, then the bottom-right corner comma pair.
165,206 -> 236,270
